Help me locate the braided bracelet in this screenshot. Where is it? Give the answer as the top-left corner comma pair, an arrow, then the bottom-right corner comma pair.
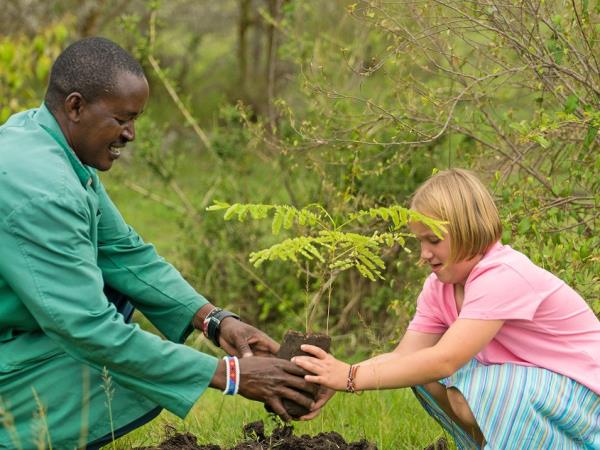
346,364 -> 360,393
222,356 -> 240,395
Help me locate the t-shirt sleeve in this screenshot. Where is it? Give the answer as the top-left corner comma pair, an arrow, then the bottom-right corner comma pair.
461,263 -> 543,321
407,276 -> 448,334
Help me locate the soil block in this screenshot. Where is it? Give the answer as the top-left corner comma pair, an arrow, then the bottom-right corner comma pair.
275,330 -> 332,418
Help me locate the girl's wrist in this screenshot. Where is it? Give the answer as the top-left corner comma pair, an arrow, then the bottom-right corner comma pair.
346,363 -> 360,393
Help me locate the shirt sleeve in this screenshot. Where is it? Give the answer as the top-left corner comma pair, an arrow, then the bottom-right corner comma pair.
461,263 -> 543,321
0,192 -> 217,418
407,276 -> 448,334
95,180 -> 206,343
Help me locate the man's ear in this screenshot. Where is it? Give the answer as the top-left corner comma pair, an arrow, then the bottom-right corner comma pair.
64,92 -> 85,122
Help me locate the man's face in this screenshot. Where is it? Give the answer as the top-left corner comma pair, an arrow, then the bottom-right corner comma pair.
68,71 -> 149,171
410,221 -> 481,286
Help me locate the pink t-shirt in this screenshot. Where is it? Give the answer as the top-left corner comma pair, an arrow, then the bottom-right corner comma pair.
408,242 -> 600,395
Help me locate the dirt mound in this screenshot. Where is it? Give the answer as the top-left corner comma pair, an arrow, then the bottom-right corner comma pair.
135,420 -> 377,450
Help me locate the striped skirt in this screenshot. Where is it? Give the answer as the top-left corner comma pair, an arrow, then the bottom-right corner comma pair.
413,359 -> 600,449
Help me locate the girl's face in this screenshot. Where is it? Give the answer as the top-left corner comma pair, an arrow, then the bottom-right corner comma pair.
410,221 -> 482,286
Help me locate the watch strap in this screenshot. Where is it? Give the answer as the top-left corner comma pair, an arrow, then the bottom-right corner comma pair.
203,308 -> 240,347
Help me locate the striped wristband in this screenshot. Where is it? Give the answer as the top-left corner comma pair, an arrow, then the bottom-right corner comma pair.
222,356 -> 240,395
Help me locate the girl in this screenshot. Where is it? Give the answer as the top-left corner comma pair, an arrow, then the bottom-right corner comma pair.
294,168 -> 600,449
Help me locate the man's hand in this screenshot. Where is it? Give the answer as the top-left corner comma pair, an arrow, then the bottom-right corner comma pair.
209,356 -> 316,422
237,356 -> 317,421
299,386 -> 336,420
193,304 -> 279,358
218,318 -> 279,358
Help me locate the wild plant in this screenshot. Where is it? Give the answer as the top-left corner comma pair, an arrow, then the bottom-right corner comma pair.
208,201 -> 445,333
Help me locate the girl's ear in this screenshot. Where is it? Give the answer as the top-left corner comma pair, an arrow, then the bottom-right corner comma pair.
64,92 -> 85,123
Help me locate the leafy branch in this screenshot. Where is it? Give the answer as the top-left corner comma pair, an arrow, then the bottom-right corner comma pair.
208,201 -> 445,281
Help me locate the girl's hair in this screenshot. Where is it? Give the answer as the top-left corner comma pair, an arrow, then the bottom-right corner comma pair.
410,168 -> 502,262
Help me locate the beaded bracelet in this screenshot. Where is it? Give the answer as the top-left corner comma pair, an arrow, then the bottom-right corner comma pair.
346,364 -> 360,393
223,356 -> 240,395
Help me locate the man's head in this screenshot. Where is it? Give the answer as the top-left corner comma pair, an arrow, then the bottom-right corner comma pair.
45,37 -> 149,171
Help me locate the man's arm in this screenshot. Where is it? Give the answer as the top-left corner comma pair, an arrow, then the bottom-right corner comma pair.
2,191 -> 318,420
96,180 -> 209,343
96,180 -> 281,357
0,192 -> 220,418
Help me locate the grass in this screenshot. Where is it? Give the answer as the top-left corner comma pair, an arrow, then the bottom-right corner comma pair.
107,387 -> 450,449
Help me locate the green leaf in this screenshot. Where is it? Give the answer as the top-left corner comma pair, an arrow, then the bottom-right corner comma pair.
306,244 -> 324,262
517,217 -> 531,234
36,54 -> 52,80
272,208 -> 284,235
532,134 -> 550,148
389,209 -> 401,228
283,208 -> 296,229
206,201 -> 230,211
582,0 -> 590,19
564,95 -> 579,114
223,204 -> 239,220
237,205 -> 249,221
356,263 -> 376,281
547,37 -> 563,64
583,125 -> 598,150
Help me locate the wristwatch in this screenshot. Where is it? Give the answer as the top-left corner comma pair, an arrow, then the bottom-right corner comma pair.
202,307 -> 240,347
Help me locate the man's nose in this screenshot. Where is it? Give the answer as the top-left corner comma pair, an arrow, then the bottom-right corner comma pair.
122,120 -> 135,141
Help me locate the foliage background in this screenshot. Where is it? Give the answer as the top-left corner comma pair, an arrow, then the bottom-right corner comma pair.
2,0 -> 598,352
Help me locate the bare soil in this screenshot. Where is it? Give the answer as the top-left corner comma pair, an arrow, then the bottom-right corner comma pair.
135,420 -> 377,449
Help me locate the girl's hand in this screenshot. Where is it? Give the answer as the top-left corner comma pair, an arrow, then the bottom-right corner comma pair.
292,344 -> 349,391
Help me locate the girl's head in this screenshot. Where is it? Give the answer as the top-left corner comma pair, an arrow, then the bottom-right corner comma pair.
410,168 -> 502,284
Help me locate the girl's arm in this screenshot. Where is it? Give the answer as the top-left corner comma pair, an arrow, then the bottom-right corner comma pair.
358,330 -> 442,367
293,318 -> 503,391
299,330 -> 441,420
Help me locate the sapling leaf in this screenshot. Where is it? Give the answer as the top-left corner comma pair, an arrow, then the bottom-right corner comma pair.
356,263 -> 377,281
206,200 -> 231,211
357,253 -> 377,270
224,204 -> 239,220
284,208 -> 296,229
237,205 -> 249,221
272,208 -> 284,234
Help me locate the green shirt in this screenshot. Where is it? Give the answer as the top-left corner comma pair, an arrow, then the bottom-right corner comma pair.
0,105 -> 218,449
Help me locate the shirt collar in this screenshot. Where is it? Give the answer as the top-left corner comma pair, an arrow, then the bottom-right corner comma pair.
33,103 -> 95,189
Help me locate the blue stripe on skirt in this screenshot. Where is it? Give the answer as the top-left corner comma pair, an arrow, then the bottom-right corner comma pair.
414,359 -> 600,449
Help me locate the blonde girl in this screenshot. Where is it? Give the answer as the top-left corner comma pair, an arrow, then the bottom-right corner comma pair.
294,168 -> 600,449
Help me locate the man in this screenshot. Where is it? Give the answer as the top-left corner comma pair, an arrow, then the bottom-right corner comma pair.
0,37 -> 314,449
